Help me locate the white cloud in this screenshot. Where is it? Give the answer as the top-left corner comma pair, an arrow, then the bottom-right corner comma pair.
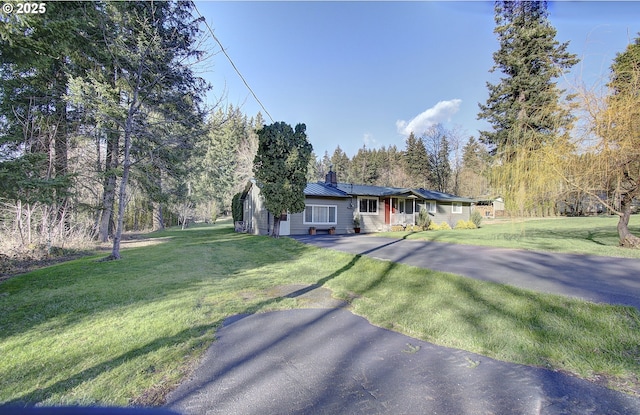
363,133 -> 380,149
396,99 -> 462,136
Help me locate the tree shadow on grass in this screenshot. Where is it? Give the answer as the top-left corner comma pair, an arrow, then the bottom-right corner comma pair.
3,231 -> 371,407
0,227 -> 312,341
165,238 -> 640,415
7,228 -> 638,408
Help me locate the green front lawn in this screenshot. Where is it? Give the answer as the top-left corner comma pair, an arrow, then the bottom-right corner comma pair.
377,215 -> 640,258
1,221 -> 639,406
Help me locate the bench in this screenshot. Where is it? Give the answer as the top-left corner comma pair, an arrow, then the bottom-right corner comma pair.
309,227 -> 335,235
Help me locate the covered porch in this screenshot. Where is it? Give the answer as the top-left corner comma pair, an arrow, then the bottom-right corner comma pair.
384,195 -> 426,227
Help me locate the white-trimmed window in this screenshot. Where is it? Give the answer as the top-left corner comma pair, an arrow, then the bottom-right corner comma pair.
426,201 -> 436,214
452,202 -> 463,214
358,197 -> 378,215
304,204 -> 337,224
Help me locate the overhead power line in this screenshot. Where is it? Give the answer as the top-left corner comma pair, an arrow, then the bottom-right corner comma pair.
192,2 -> 275,123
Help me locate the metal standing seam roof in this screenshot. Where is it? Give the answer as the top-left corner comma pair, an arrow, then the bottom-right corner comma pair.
336,183 -> 474,203
304,182 -> 350,198
304,181 -> 474,203
414,188 -> 476,203
335,183 -> 411,197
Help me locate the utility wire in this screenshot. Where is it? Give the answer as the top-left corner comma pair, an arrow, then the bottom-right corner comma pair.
192,2 -> 275,123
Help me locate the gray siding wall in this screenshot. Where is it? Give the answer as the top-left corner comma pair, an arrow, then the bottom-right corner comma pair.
291,197 -> 352,235
429,202 -> 471,227
243,182 -> 472,235
358,196 -> 386,232
243,183 -> 272,235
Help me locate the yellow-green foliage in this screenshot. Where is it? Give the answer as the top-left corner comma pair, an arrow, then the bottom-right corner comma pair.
428,221 -> 452,231
455,220 -> 477,230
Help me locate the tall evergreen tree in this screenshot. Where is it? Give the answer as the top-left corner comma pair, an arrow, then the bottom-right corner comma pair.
380,145 -> 407,187
404,132 -> 430,188
91,1 -> 208,259
330,146 -> 351,182
392,145 -> 413,187
196,107 -> 241,211
350,145 -> 381,185
253,122 -> 313,237
477,0 -> 578,215
478,1 -> 578,158
458,137 -> 491,198
0,2 -> 93,240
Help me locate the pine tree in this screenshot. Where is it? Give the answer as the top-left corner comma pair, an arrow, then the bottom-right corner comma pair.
478,1 -> 578,157
0,2 -> 93,241
95,1 -> 208,259
350,145 -> 381,185
477,0 -> 578,215
404,133 -> 430,188
458,137 -> 491,198
330,146 -> 351,182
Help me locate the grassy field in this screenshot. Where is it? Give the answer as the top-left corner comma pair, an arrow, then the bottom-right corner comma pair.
377,215 -> 640,258
1,219 -> 640,407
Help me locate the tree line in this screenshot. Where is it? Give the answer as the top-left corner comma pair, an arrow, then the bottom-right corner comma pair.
1,0 -> 638,254
477,1 -> 640,247
0,2 -> 262,258
309,125 -> 491,199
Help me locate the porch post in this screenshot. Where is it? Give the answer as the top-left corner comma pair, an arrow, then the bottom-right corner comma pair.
413,199 -> 416,224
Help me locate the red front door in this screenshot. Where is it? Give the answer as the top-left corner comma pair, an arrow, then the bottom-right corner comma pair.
384,198 -> 391,225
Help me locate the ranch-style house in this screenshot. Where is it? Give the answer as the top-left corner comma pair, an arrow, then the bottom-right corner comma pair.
240,170 -> 474,236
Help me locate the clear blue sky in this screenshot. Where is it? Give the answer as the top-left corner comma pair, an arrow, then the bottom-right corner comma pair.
194,1 -> 639,158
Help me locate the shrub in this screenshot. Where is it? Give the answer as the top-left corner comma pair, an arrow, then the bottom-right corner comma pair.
417,207 -> 431,230
353,213 -> 361,228
455,220 -> 477,230
231,193 -> 243,223
428,221 -> 452,231
470,210 -> 483,228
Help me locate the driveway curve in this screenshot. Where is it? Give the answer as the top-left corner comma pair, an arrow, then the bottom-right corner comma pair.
292,234 -> 640,310
165,235 -> 640,415
166,308 -> 640,415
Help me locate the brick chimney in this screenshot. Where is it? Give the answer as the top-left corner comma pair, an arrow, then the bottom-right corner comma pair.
325,164 -> 337,187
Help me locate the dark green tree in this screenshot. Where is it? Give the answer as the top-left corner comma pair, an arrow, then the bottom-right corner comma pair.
478,1 -> 578,158
91,1 -> 208,259
457,137 -> 491,198
461,137 -> 487,172
195,107 -> 242,212
133,107 -> 205,231
379,145 -> 405,187
190,106 -> 258,218
0,2 -> 94,241
404,132 -> 430,188
231,192 -> 243,224
253,122 -> 313,237
350,145 -> 383,185
329,146 -> 351,182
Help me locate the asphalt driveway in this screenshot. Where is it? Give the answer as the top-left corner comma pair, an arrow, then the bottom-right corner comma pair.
165,235 -> 640,414
166,308 -> 640,415
293,234 -> 640,310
